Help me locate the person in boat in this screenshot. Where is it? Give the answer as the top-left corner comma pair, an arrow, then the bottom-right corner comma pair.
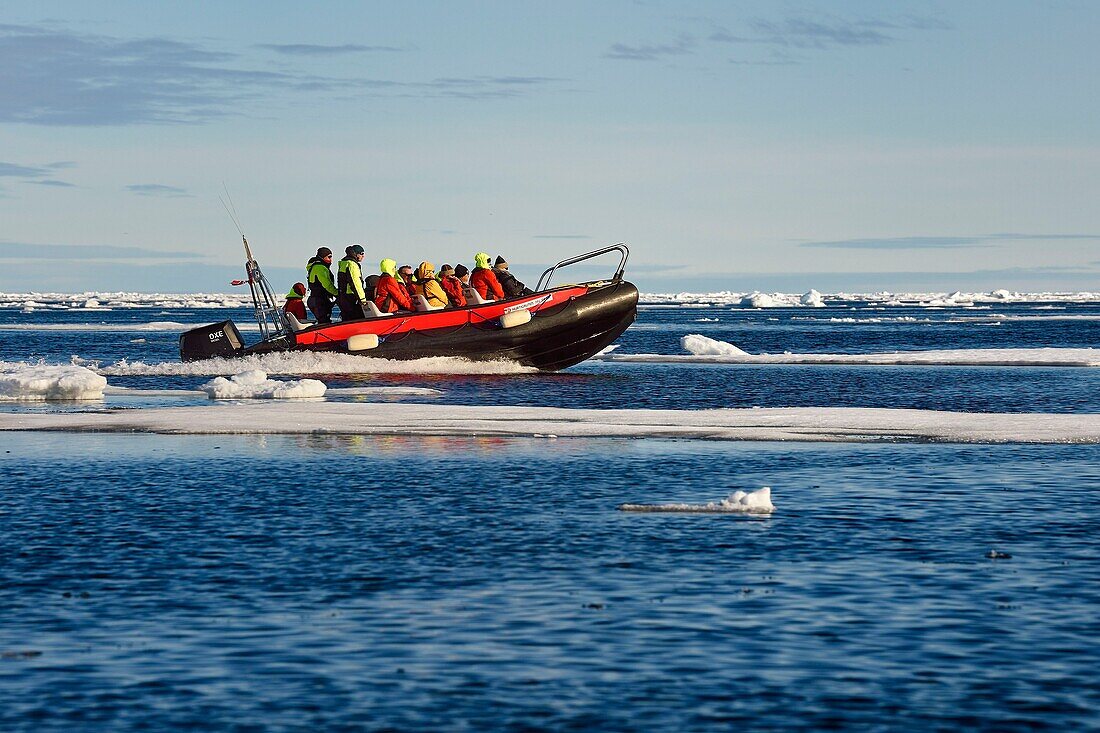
455,263 -> 470,286
305,247 -> 338,324
398,264 -> 417,298
283,282 -> 308,321
493,255 -> 534,298
470,251 -> 505,301
438,264 -> 466,307
412,261 -> 449,309
374,258 -> 414,313
336,244 -> 368,321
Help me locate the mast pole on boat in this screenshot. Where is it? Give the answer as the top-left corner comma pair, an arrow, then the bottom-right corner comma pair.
242,235 -> 287,341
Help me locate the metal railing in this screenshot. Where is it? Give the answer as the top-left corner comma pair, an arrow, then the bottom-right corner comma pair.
536,243 -> 630,292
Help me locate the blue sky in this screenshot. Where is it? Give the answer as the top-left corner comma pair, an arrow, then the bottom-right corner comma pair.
2,0 -> 1098,293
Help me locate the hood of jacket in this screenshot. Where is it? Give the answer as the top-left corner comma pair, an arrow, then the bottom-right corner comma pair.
379,258 -> 398,278
416,261 -> 436,281
474,252 -> 492,270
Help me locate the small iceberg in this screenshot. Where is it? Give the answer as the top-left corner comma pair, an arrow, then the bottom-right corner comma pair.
619,487 -> 775,514
800,289 -> 825,307
199,370 -> 326,400
740,292 -> 778,308
680,334 -> 750,356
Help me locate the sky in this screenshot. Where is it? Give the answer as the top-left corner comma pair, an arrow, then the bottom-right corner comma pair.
2,0 -> 1099,293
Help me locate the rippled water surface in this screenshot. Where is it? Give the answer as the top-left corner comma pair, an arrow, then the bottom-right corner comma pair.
2,435 -> 1099,731
2,299 -> 1100,729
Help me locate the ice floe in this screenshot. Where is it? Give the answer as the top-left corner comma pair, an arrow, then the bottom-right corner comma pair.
5,403 -> 1099,444
619,487 -> 775,513
596,335 -> 1100,367
5,289 -> 1100,312
637,290 -> 1100,307
0,363 -> 108,401
199,370 -> 326,399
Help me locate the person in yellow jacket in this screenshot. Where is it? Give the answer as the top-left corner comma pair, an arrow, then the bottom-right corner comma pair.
336,244 -> 367,320
412,261 -> 450,309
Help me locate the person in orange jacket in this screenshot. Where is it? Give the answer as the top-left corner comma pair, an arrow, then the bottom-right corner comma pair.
470,251 -> 505,301
412,261 -> 449,309
438,264 -> 466,307
374,258 -> 413,313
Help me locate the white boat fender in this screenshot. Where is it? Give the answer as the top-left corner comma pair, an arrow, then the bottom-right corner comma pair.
347,333 -> 379,351
500,309 -> 531,329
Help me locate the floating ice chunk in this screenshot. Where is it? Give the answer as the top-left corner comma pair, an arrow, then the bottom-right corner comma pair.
740,292 -> 778,308
619,487 -> 775,514
199,370 -> 326,399
0,363 -> 108,401
800,289 -> 825,307
680,334 -> 750,356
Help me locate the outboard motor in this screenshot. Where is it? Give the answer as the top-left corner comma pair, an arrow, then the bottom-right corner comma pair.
180,320 -> 244,361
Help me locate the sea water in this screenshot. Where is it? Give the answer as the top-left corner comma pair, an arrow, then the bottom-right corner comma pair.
1,296 -> 1099,729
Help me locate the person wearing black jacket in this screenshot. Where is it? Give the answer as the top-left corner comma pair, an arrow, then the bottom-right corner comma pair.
305,247 -> 337,324
493,255 -> 534,298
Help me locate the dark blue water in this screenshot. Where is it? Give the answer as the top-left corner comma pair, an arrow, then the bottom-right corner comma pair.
1,434 -> 1098,730
2,299 -> 1100,729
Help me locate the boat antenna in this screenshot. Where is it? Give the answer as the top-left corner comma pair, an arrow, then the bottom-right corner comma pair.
218,188 -> 287,342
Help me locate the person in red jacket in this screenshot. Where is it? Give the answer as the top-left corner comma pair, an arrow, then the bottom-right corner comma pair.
438,264 -> 466,307
470,251 -> 505,301
282,282 -> 308,320
398,264 -> 417,299
374,258 -> 413,313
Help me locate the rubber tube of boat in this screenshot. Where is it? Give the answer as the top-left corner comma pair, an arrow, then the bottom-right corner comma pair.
347,333 -> 379,351
500,309 -> 532,329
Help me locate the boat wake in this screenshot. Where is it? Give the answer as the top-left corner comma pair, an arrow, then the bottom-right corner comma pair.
87,351 -> 537,377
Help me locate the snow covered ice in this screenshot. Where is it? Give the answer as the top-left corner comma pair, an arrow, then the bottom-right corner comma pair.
6,402 -> 1100,444
595,335 -> 1100,367
0,363 -> 108,401
199,370 -> 327,399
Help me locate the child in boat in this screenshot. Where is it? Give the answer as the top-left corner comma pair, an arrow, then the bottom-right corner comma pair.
283,282 -> 308,320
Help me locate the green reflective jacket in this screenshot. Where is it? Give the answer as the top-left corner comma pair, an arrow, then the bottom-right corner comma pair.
338,257 -> 366,300
306,258 -> 337,296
